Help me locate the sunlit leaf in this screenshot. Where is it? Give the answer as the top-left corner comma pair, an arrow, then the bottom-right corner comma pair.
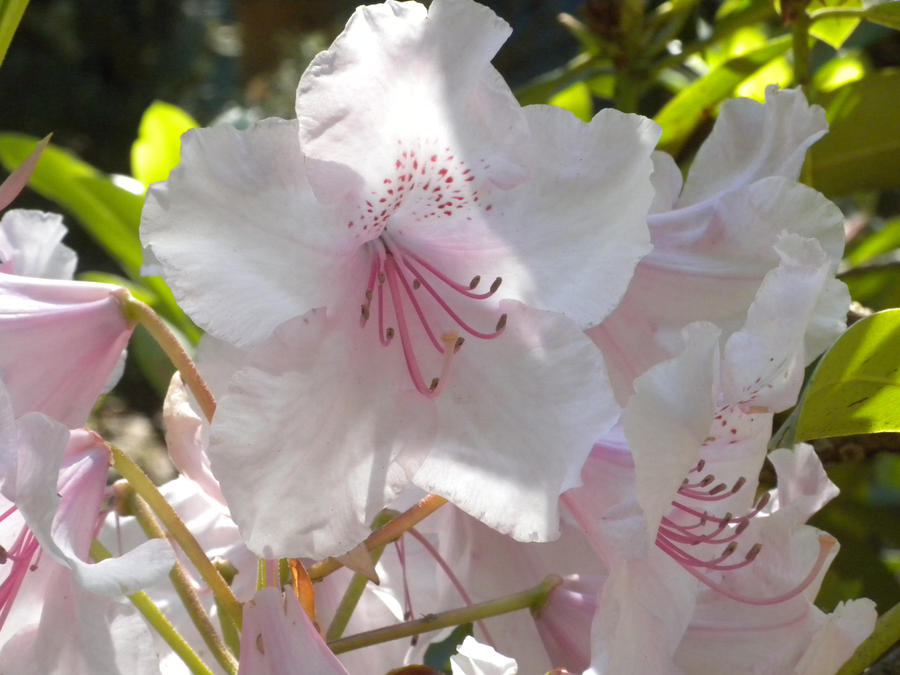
795,309 -> 900,441
811,51 -> 870,93
131,101 -> 199,188
0,0 -> 29,67
845,217 -> 900,266
862,0 -> 900,29
808,0 -> 863,48
735,56 -> 792,99
655,35 -> 791,155
0,132 -> 144,274
809,70 -> 900,196
548,81 -> 593,122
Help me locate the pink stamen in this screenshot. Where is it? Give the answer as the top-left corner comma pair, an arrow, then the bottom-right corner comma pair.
397,244 -> 501,300
407,527 -> 496,647
677,535 -> 835,606
360,233 -> 504,397
384,255 -> 444,398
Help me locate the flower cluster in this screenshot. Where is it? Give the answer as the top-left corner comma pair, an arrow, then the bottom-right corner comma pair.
0,0 -> 879,673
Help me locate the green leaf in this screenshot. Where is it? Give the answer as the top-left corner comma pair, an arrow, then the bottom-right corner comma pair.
0,132 -> 145,274
0,0 -> 29,67
131,101 -> 198,188
548,81 -> 593,122
809,71 -> 900,196
862,0 -> 900,29
845,217 -> 900,266
808,0 -> 863,48
811,50 -> 869,93
655,35 -> 792,156
795,309 -> 900,441
423,622 -> 473,671
841,262 -> 900,310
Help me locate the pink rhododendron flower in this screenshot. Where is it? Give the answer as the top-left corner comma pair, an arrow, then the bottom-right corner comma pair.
560,328 -> 876,674
589,87 -> 848,401
142,0 -> 658,559
238,587 -> 348,675
0,274 -> 133,427
0,385 -> 173,674
0,209 -> 132,428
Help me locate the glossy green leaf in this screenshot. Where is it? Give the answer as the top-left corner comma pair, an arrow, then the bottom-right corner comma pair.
841,263 -> 900,310
808,0 -> 863,48
655,35 -> 791,155
0,0 -> 29,67
0,132 -> 144,274
811,51 -> 869,93
810,70 -> 900,196
548,81 -> 593,122
845,217 -> 900,266
131,101 -> 198,188
795,309 -> 900,441
862,0 -> 900,29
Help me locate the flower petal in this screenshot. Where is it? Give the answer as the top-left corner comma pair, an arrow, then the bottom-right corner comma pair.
0,275 -> 132,427
0,210 -> 76,279
412,300 -> 620,542
678,86 -> 827,207
141,118 -> 358,346
297,0 -> 528,204
210,305 -> 435,559
238,587 -> 348,675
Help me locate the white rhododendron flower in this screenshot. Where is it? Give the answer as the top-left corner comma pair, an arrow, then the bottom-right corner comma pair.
142,0 -> 658,558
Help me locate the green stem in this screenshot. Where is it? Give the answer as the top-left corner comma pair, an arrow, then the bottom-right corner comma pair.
90,541 -> 215,675
308,494 -> 447,581
127,489 -> 239,675
792,10 -> 811,88
836,602 -> 900,675
328,575 -> 562,654
110,444 -> 243,630
325,544 -> 387,642
115,290 -> 216,421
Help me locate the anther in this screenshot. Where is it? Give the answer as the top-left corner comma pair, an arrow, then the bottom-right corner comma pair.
468,275 -> 481,289
745,543 -> 762,561
698,474 -> 715,487
734,520 -> 750,536
0,545 -> 6,564
721,542 -> 738,558
378,272 -> 386,284
412,279 -> 421,290
489,277 -> 502,294
361,305 -> 370,321
454,337 -> 465,352
495,314 -> 508,332
695,459 -> 706,472
708,483 -> 727,495
755,492 -> 770,510
385,327 -> 395,340
429,377 -> 440,392
731,476 -> 746,494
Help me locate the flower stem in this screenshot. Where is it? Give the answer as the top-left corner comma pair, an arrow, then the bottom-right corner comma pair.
90,540 -> 215,675
792,10 -> 811,88
109,444 -> 243,630
328,575 -> 563,654
115,290 -> 216,421
126,488 -> 239,675
307,494 -> 448,580
836,601 -> 900,675
325,544 -> 387,641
